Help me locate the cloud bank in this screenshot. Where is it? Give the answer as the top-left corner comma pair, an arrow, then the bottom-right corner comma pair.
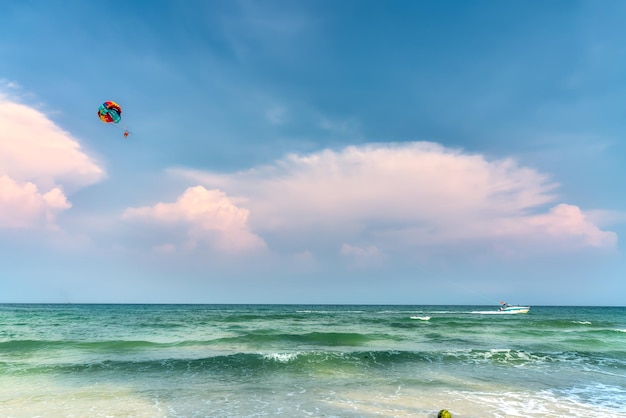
0,91 -> 105,229
123,186 -> 266,254
170,142 -> 616,260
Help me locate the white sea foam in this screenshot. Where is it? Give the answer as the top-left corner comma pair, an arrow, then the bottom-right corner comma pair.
410,316 -> 431,321
470,390 -> 621,417
263,352 -> 300,362
321,382 -> 626,418
573,321 -> 591,325
549,383 -> 626,414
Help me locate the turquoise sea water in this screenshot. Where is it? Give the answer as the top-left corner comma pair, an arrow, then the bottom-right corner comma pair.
0,304 -> 624,417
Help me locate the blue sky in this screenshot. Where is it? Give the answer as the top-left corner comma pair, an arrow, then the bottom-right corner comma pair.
1,0 -> 625,305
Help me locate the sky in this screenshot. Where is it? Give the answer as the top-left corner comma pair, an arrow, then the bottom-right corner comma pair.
1,0 -> 625,305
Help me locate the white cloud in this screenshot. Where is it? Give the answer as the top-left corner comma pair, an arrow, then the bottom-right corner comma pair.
173,142 -> 616,260
123,185 -> 266,254
0,92 -> 105,229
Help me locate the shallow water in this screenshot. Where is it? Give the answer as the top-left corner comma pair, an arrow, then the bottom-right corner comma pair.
0,304 -> 624,417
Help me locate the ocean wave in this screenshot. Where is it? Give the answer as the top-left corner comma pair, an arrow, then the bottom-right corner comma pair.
262,352 -> 300,362
295,310 -> 365,314
531,319 -> 597,329
213,331 -> 381,347
3,348 -> 624,377
0,331 -> 389,353
0,339 -> 175,354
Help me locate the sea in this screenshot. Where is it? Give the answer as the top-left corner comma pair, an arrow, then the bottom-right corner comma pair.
0,304 -> 624,418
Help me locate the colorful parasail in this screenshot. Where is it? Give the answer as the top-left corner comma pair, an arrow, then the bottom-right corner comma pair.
98,101 -> 130,138
98,101 -> 122,124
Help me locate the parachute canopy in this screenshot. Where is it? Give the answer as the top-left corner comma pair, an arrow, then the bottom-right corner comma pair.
98,101 -> 122,124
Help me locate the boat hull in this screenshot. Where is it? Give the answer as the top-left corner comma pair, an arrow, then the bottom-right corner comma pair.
501,306 -> 530,314
472,306 -> 530,315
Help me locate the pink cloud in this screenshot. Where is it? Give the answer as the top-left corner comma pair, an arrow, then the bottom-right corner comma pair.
173,142 -> 616,258
0,175 -> 70,229
123,186 -> 266,254
525,203 -> 616,248
0,93 -> 104,229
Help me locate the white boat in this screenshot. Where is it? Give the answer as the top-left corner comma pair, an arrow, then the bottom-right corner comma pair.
471,302 -> 530,315
498,302 -> 530,314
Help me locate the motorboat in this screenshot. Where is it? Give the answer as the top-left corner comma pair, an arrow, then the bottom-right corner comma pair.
471,302 -> 531,315
498,302 -> 530,314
